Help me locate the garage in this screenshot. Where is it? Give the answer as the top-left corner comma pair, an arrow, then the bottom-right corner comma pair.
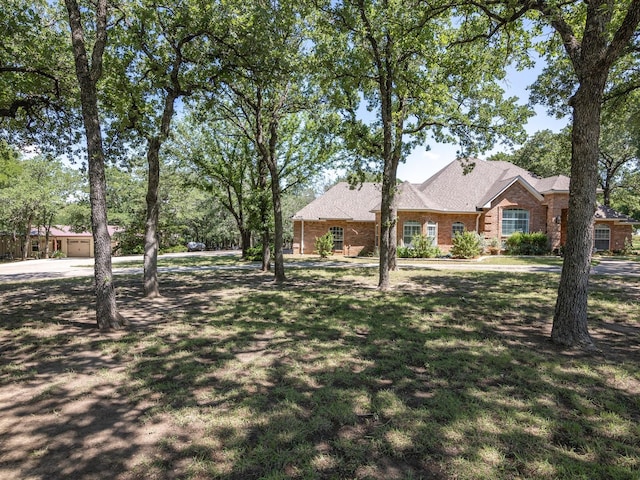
67,239 -> 91,257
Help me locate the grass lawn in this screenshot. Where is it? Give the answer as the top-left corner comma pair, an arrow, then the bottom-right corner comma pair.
1,267 -> 639,479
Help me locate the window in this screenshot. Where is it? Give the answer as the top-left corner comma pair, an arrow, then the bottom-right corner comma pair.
452,222 -> 465,237
502,209 -> 529,236
329,226 -> 344,250
594,224 -> 610,251
426,221 -> 437,245
403,221 -> 422,246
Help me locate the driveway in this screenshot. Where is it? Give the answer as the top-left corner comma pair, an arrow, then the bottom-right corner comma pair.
0,253 -> 638,284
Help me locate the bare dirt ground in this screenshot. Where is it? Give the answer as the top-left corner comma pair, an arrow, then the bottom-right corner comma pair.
1,269 -> 638,480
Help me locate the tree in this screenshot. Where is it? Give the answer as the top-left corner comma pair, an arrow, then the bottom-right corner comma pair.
170,116 -> 258,258
529,0 -> 640,349
103,0 -> 220,298
0,156 -> 80,259
469,0 -> 640,348
207,0 -> 334,282
64,0 -> 127,330
598,96 -> 640,207
313,0 -> 530,289
0,0 -> 79,152
488,129 -> 572,177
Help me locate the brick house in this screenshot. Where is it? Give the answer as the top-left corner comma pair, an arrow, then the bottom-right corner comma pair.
292,159 -> 637,255
0,225 -> 122,259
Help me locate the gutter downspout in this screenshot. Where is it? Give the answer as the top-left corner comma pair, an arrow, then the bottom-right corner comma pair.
475,212 -> 482,236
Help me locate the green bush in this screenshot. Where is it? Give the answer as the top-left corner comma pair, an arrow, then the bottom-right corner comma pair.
504,232 -> 549,255
450,231 -> 484,258
397,234 -> 441,258
244,245 -> 274,261
160,245 -> 187,254
51,250 -> 66,259
315,231 -> 334,258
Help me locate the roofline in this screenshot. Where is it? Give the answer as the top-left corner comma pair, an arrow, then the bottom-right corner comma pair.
481,176 -> 544,208
540,189 -> 570,195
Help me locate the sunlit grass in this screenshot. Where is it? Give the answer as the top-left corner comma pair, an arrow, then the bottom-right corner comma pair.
1,267 -> 639,479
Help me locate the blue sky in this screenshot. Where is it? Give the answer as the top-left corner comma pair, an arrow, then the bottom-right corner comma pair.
397,62 -> 570,183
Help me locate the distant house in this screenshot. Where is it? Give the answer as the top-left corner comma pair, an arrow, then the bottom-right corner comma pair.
0,225 -> 122,259
292,159 -> 637,256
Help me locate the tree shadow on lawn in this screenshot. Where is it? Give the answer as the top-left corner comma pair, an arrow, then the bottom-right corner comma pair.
0,268 -> 639,479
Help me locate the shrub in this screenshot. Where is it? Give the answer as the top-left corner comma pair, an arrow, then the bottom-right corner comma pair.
487,237 -> 501,255
160,245 -> 187,254
51,250 -> 66,259
315,232 -> 334,258
505,232 -> 549,255
398,235 -> 441,258
450,231 -> 483,258
244,245 -> 274,261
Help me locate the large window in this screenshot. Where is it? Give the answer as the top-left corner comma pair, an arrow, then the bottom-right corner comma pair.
502,209 -> 529,236
594,224 -> 610,251
329,226 -> 344,250
403,221 -> 422,246
452,222 -> 465,237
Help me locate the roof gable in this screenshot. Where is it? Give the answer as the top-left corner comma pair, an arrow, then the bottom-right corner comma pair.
293,182 -> 380,222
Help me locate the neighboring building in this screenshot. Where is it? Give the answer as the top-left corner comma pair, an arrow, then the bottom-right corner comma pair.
0,225 -> 121,259
292,159 -> 637,255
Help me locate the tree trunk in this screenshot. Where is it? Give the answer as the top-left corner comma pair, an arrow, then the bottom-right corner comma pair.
22,213 -> 33,261
240,226 -> 252,259
266,158 -> 286,283
551,79 -> 604,349
266,121 -> 286,283
261,229 -> 271,271
144,137 -> 161,298
65,0 -> 127,330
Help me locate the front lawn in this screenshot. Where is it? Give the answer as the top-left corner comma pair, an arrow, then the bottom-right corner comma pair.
1,267 -> 638,479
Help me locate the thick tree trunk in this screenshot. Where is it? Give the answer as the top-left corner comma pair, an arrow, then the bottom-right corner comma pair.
240,227 -> 252,259
267,159 -> 286,283
378,178 -> 397,290
551,80 -> 604,349
266,120 -> 285,283
65,0 -> 127,330
144,137 -> 161,298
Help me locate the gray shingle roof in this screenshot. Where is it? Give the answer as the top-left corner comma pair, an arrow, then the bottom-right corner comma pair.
418,159 -> 568,211
595,205 -> 639,223
293,182 -> 380,221
294,160 -> 629,221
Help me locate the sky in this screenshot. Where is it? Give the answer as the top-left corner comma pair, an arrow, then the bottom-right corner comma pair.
396,63 -> 570,183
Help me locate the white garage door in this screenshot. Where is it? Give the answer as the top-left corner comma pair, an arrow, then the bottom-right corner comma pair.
67,239 -> 91,257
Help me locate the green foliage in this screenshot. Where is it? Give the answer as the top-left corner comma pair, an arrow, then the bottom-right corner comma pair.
489,129 -> 572,177
397,235 -> 441,258
450,231 -> 484,259
51,250 -> 66,259
244,245 -> 274,262
314,231 -> 334,258
505,232 -> 550,255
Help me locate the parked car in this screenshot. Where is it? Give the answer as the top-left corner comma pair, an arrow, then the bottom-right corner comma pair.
186,241 -> 206,252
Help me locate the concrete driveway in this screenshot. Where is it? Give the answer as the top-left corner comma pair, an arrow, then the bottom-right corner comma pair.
0,253 -> 638,284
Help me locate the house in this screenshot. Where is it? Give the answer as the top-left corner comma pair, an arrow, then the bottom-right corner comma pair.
0,225 -> 121,259
292,159 -> 637,255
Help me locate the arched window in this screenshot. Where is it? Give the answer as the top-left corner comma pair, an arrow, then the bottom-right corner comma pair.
329,226 -> 344,250
452,222 -> 465,237
403,221 -> 421,246
594,224 -> 610,251
502,209 -> 529,236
